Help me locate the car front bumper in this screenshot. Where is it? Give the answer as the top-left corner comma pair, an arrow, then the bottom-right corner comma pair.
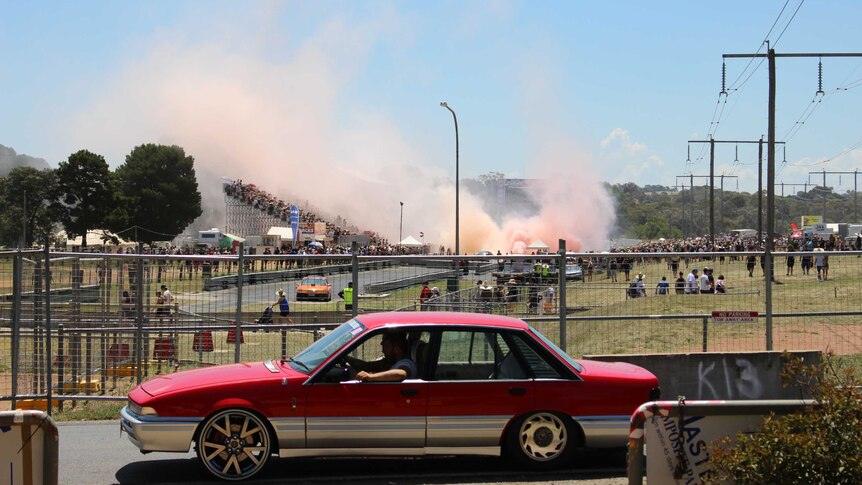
120,405 -> 201,453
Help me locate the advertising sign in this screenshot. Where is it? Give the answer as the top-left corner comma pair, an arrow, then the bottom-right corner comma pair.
645,413 -> 766,483
800,215 -> 822,228
289,205 -> 299,248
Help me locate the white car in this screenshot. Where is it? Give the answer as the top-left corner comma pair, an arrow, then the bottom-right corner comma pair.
565,264 -> 583,280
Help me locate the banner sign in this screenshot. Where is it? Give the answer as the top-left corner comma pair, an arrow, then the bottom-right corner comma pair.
290,205 -> 299,248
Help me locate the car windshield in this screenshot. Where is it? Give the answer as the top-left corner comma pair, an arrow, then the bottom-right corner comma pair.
529,327 -> 583,373
289,319 -> 364,372
302,277 -> 327,286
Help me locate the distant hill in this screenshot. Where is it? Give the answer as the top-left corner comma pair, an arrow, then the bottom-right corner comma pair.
0,144 -> 50,175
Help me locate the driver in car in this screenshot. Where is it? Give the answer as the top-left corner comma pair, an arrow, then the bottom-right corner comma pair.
349,332 -> 417,382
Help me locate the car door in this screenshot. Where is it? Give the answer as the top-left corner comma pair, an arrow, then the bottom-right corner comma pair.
425,329 -> 534,449
305,331 -> 428,449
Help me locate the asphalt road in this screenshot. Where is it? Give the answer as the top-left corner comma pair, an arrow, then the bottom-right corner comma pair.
180,266 -> 448,314
58,421 -> 628,485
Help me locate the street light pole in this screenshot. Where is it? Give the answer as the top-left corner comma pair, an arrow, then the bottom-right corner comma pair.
399,201 -> 404,246
440,102 -> 459,256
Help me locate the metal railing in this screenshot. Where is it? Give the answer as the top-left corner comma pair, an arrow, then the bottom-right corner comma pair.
2,245 -> 861,413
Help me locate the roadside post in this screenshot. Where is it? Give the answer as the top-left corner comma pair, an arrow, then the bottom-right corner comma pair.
0,410 -> 59,485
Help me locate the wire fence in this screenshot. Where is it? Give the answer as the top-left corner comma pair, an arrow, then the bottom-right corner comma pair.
2,246 -> 861,412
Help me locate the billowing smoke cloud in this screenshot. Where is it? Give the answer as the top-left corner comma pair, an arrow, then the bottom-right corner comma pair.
59,7 -> 615,253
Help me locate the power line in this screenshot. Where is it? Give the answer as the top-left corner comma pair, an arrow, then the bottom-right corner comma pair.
771,0 -> 806,49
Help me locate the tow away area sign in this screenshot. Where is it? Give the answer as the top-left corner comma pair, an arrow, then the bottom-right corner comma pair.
712,311 -> 758,323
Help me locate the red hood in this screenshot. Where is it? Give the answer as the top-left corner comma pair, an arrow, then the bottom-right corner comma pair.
140,360 -> 298,397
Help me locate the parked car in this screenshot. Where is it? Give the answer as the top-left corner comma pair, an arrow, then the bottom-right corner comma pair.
565,263 -> 583,280
121,312 -> 659,481
295,275 -> 332,301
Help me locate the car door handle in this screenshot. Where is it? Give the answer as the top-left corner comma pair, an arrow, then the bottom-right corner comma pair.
508,387 -> 527,396
401,388 -> 419,396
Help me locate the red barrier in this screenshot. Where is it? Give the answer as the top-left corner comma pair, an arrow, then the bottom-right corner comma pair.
153,337 -> 177,360
193,331 -> 214,352
107,343 -> 131,363
227,328 -> 244,344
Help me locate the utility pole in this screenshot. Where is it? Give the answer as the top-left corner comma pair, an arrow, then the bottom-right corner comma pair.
673,182 -> 688,236
675,174 -> 737,239
807,169 -> 862,222
779,182 -> 810,197
723,49 -> 862,351
688,138 -> 783,248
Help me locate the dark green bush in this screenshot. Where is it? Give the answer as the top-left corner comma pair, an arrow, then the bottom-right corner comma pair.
708,353 -> 862,484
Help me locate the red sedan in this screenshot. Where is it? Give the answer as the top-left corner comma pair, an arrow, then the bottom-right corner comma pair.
121,312 -> 659,481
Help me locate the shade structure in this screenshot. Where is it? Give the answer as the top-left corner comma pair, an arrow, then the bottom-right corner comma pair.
526,239 -> 549,250
398,235 -> 422,247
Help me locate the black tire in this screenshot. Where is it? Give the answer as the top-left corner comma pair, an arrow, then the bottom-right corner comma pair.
505,411 -> 577,470
196,409 -> 272,481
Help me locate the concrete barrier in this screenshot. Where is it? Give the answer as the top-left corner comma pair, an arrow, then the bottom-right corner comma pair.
0,410 -> 59,485
585,351 -> 820,400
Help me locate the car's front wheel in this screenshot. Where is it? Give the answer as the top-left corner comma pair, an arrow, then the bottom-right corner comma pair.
506,411 -> 576,469
196,409 -> 272,481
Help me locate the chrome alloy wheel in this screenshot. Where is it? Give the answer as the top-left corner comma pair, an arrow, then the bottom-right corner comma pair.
518,412 -> 568,462
197,409 -> 271,481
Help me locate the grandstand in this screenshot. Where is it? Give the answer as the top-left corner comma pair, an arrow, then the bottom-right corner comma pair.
222,178 -> 385,247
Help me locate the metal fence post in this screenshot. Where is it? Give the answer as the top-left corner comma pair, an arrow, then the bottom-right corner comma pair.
702,316 -> 709,352
764,250 -> 773,350
45,242 -> 53,415
351,241 -> 359,317
235,243 -> 244,363
11,249 -> 22,409
56,324 -> 64,412
135,242 -> 145,384
558,239 -> 567,352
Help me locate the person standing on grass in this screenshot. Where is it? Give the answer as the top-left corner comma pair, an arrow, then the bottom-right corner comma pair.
160,285 -> 173,314
655,276 -> 670,295
686,268 -> 699,295
274,289 -> 294,324
786,247 -> 796,276
419,282 -> 433,311
746,251 -> 757,277
675,272 -> 685,294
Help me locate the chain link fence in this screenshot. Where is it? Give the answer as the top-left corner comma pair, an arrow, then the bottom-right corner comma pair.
2,246 -> 861,413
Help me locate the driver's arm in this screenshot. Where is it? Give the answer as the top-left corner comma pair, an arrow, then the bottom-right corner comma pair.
357,368 -> 408,382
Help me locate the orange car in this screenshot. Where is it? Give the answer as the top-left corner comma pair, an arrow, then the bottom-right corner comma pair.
295,275 -> 332,302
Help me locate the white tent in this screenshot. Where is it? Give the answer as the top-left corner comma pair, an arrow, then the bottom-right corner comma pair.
60,229 -> 134,248
266,226 -> 294,241
398,235 -> 423,247
526,239 -> 549,250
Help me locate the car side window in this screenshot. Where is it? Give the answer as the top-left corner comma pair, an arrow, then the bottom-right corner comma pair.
348,333 -> 385,363
434,330 -> 527,381
509,332 -> 563,379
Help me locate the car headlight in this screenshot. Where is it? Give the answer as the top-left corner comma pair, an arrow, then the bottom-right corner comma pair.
128,400 -> 159,416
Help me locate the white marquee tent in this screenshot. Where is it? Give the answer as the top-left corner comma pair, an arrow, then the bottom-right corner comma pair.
398,235 -> 423,247
526,239 -> 550,250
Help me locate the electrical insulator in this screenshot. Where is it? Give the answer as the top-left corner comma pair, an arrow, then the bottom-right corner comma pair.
817,58 -> 824,95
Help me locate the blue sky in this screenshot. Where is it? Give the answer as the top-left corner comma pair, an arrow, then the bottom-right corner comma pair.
1,1 -> 861,248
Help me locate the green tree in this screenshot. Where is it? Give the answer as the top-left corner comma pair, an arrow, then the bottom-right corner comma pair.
0,167 -> 58,247
53,150 -> 113,247
110,144 -> 202,244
